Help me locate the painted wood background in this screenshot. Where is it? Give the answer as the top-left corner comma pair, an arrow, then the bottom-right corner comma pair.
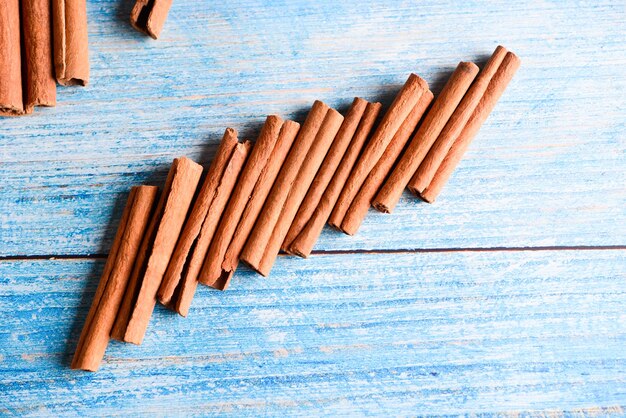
1,0 -> 625,415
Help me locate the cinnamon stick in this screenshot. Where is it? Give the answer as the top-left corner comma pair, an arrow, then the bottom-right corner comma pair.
72,186 -> 157,371
409,46 -> 509,195
173,140 -> 250,316
373,62 -> 479,213
198,116 -> 284,289
111,157 -> 202,343
255,108 -> 344,276
289,101 -> 381,257
330,74 -> 429,225
240,101 -> 329,272
52,0 -> 89,86
420,51 -> 521,203
340,90 -> 434,235
282,97 -> 369,252
157,129 -> 239,307
130,0 -> 172,40
0,0 -> 24,116
220,120 -> 300,287
22,0 -> 57,111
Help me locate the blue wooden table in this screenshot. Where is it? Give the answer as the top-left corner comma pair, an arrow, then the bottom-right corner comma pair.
1,0 -> 625,415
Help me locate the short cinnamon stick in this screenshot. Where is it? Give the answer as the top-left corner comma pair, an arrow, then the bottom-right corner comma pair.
409,46 -> 509,195
373,62 -> 479,213
0,0 -> 24,116
255,108 -> 344,276
199,116 -> 284,289
130,0 -> 172,40
220,120 -> 300,287
72,186 -> 157,371
420,51 -> 521,203
157,129 -> 239,307
341,90 -> 434,235
331,74 -> 429,225
52,0 -> 90,86
240,101 -> 329,272
22,0 -> 57,111
282,97 -> 369,252
174,140 -> 250,316
111,157 -> 202,343
289,101 -> 381,257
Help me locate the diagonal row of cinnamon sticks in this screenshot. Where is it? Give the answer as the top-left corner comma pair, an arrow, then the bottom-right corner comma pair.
72,46 -> 520,371
0,0 -> 89,117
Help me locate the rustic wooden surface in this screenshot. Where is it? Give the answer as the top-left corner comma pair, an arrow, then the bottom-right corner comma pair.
1,0 -> 625,415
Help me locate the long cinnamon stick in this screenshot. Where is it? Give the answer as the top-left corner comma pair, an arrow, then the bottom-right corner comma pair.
409,46 -> 509,195
289,101 -> 381,257
219,120 -> 300,288
199,116 -> 284,288
72,186 -> 157,371
22,0 -> 57,111
282,97 -> 369,252
174,141 -> 250,316
111,157 -> 202,343
255,108 -> 344,276
0,0 -> 24,116
420,51 -> 521,203
240,101 -> 329,272
331,74 -> 429,225
130,0 -> 172,40
373,62 -> 479,213
157,129 -> 239,307
341,90 -> 434,235
52,0 -> 89,86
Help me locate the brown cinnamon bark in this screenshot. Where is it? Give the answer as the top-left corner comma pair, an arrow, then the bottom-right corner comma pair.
409,46 -> 509,195
0,0 -> 24,116
111,157 -> 202,343
373,62 -> 479,213
72,186 -> 157,371
22,0 -> 57,111
174,141 -> 250,316
282,97 -> 369,252
130,0 -> 172,40
290,101 -> 381,257
157,129 -> 239,307
240,101 -> 329,272
255,108 -> 344,276
331,74 -> 429,225
341,90 -> 434,235
52,0 -> 89,86
420,51 -> 521,203
199,116 -> 284,289
219,121 -> 300,288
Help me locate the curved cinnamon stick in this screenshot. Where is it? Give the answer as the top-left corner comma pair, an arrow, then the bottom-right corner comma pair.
22,0 -> 57,111
130,0 -> 172,40
256,108 -> 344,276
199,116 -> 284,288
409,46 -> 508,195
240,101 -> 329,272
290,101 -> 381,257
373,62 -> 479,213
158,129 -> 238,306
331,74 -> 429,224
341,90 -> 433,235
52,0 -> 89,86
420,52 -> 521,203
0,0 -> 24,116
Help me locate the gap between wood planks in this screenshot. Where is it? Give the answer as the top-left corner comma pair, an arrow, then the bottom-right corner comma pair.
1,245 -> 625,261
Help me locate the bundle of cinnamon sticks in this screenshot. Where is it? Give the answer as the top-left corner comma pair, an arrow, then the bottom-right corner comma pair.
72,46 -> 520,371
0,0 -> 89,117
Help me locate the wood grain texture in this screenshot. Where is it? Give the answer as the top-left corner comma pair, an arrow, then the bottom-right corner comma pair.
0,0 -> 624,256
1,250 -> 625,415
0,0 -> 625,414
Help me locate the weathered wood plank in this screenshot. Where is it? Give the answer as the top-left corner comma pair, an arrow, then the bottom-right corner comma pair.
1,0 -> 625,256
0,250 -> 624,415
